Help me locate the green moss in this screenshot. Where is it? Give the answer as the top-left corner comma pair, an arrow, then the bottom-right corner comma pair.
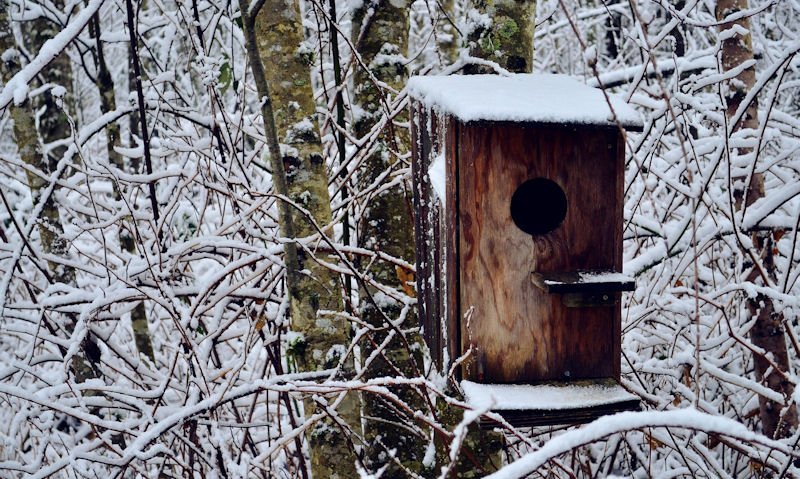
498,19 -> 518,39
286,335 -> 307,361
435,397 -> 503,476
351,2 -> 441,477
466,0 -> 537,74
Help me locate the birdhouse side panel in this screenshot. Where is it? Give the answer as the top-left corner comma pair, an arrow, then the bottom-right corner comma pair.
410,103 -> 459,372
410,101 -> 436,366
444,120 -> 461,375
458,124 -> 623,383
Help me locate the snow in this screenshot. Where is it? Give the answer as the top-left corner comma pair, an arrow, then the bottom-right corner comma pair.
742,180 -> 800,229
461,380 -> 639,411
50,85 -> 67,98
422,439 -> 436,469
538,271 -> 634,287
577,271 -> 634,283
407,74 -> 643,129
486,409 -> 790,479
0,0 -> 105,108
0,48 -> 17,63
583,45 -> 598,66
427,153 -> 446,208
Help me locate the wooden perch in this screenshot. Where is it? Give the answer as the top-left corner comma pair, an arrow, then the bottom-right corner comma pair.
531,270 -> 635,294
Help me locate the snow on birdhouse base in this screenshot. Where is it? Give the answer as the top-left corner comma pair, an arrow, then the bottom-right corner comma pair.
462,379 -> 638,411
462,379 -> 641,428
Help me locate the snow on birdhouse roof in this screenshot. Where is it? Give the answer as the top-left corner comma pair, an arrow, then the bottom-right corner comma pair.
407,74 -> 643,130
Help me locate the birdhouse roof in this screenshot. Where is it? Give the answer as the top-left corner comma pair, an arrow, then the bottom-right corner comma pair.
407,74 -> 643,130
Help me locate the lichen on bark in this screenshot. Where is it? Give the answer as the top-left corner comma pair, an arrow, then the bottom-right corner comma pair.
255,0 -> 347,370
465,0 -> 537,73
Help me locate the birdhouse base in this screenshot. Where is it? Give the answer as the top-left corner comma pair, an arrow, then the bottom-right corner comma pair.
462,379 -> 641,429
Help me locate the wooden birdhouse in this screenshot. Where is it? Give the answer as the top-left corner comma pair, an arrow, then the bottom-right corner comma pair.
408,74 -> 643,427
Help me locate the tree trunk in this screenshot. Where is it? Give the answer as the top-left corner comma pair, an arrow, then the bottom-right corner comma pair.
22,0 -> 74,164
90,12 -> 155,363
351,1 -> 430,476
716,0 -> 798,439
12,0 -> 75,287
252,0 -> 347,363
351,0 -> 511,474
242,0 -> 359,476
0,0 -> 98,384
465,0 -> 537,73
436,0 -> 460,67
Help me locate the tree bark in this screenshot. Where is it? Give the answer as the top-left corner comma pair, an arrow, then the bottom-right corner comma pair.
465,0 -> 537,73
242,0 -> 359,476
90,12 -> 155,363
716,0 -> 798,439
353,1 -> 509,475
351,1 -> 430,476
0,0 -> 98,384
22,1 -> 74,163
252,0 -> 346,363
436,0 -> 460,67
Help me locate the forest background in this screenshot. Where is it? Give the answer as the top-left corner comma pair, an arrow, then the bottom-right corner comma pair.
1,0 -> 800,477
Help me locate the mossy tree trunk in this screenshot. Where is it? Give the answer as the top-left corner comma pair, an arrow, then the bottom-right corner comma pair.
353,0 -> 508,475
465,0 -> 537,73
0,0 -> 98,384
253,0 -> 348,373
242,0 -> 359,476
9,0 -> 75,287
352,2 -> 432,476
716,0 -> 798,439
22,0 -> 74,163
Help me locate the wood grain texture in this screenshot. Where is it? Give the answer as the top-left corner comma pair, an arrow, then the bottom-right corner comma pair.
444,120 -> 460,372
410,101 -> 435,362
410,104 -> 459,371
458,124 -> 624,383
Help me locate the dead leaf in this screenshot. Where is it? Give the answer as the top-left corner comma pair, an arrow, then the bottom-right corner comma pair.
396,266 -> 416,298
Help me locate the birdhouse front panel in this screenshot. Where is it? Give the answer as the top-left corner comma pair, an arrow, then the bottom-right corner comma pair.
458,123 -> 624,383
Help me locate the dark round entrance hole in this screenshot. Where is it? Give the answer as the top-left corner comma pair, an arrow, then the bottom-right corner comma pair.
510,178 -> 568,235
